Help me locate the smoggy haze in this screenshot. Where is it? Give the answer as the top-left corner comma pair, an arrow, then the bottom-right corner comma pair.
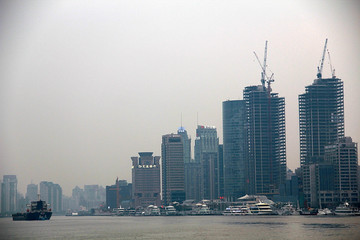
1,0 -> 359,195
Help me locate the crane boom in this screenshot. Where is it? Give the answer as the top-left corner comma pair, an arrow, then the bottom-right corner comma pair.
317,38 -> 328,78
263,41 -> 268,87
254,51 -> 266,87
253,41 -> 269,87
327,49 -> 335,78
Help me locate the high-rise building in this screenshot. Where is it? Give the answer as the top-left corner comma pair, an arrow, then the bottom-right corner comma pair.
184,160 -> 201,201
244,84 -> 286,197
178,127 -> 191,164
325,137 -> 358,205
131,152 -> 161,208
83,185 -> 105,209
0,180 -> 2,214
299,78 -> 344,165
106,179 -> 132,209
195,125 -> 219,200
26,184 -> 38,202
218,144 -> 224,198
222,100 -> 248,201
40,181 -> 62,213
161,134 -> 185,205
177,127 -> 201,201
1,175 -> 18,214
299,77 -> 344,207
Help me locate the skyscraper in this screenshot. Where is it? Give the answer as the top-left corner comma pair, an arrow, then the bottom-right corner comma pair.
299,78 -> 344,165
40,181 -> 62,213
184,160 -> 201,202
26,184 -> 38,202
218,144 -> 224,198
325,137 -> 358,205
161,134 -> 185,205
195,125 -> 219,200
0,180 -> 2,214
222,100 -> 248,201
177,127 -> 191,164
83,185 -> 105,209
178,127 -> 201,201
106,179 -> 132,209
131,152 -> 161,208
299,77 -> 344,207
1,175 -> 17,214
222,42 -> 286,200
244,84 -> 286,197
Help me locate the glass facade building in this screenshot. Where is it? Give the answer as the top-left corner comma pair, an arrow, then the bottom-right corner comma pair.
222,100 -> 248,201
195,125 -> 219,200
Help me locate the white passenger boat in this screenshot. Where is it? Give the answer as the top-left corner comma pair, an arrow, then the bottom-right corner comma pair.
165,206 -> 177,216
334,202 -> 360,216
198,204 -> 211,215
223,206 -> 249,215
318,208 -> 334,215
250,202 -> 276,215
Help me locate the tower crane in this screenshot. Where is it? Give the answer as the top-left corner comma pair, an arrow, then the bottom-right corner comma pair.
317,38 -> 328,79
327,49 -> 336,78
253,40 -> 274,91
262,40 -> 268,87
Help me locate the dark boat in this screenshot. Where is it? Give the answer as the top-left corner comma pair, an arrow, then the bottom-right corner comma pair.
12,199 -> 52,221
299,208 -> 318,215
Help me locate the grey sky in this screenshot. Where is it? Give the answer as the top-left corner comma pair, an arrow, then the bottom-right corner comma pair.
1,0 -> 359,196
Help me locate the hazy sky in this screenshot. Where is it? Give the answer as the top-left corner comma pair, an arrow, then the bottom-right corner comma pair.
1,0 -> 359,196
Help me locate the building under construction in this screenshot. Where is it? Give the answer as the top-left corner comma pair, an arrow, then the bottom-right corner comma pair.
299,77 -> 345,207
222,41 -> 286,200
299,78 -> 344,165
244,84 -> 286,197
298,39 -> 348,207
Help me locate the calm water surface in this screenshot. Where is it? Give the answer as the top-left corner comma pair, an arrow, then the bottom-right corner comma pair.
1,215 -> 360,240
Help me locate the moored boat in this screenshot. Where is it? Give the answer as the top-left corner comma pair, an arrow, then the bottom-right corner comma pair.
299,208 -> 318,215
197,204 -> 211,215
334,202 -> 360,216
318,208 -> 334,215
165,206 -> 177,216
250,202 -> 276,215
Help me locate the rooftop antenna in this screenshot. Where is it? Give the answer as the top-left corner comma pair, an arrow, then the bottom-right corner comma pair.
196,112 -> 199,126
327,49 -> 336,78
181,112 -> 183,128
317,38 -> 328,79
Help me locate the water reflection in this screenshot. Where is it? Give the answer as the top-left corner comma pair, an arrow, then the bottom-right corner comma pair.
303,223 -> 349,229
226,221 -> 287,226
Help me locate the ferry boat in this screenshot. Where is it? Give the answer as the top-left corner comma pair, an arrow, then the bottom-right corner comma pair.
250,202 -> 276,215
145,205 -> 161,216
334,202 -> 360,216
12,199 -> 52,221
165,206 -> 177,216
112,207 -> 125,216
223,206 -> 241,216
197,204 -> 211,215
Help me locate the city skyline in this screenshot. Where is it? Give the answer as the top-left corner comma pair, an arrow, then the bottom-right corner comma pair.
1,1 -> 359,196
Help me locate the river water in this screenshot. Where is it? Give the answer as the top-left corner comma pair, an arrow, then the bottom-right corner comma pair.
1,215 -> 360,240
